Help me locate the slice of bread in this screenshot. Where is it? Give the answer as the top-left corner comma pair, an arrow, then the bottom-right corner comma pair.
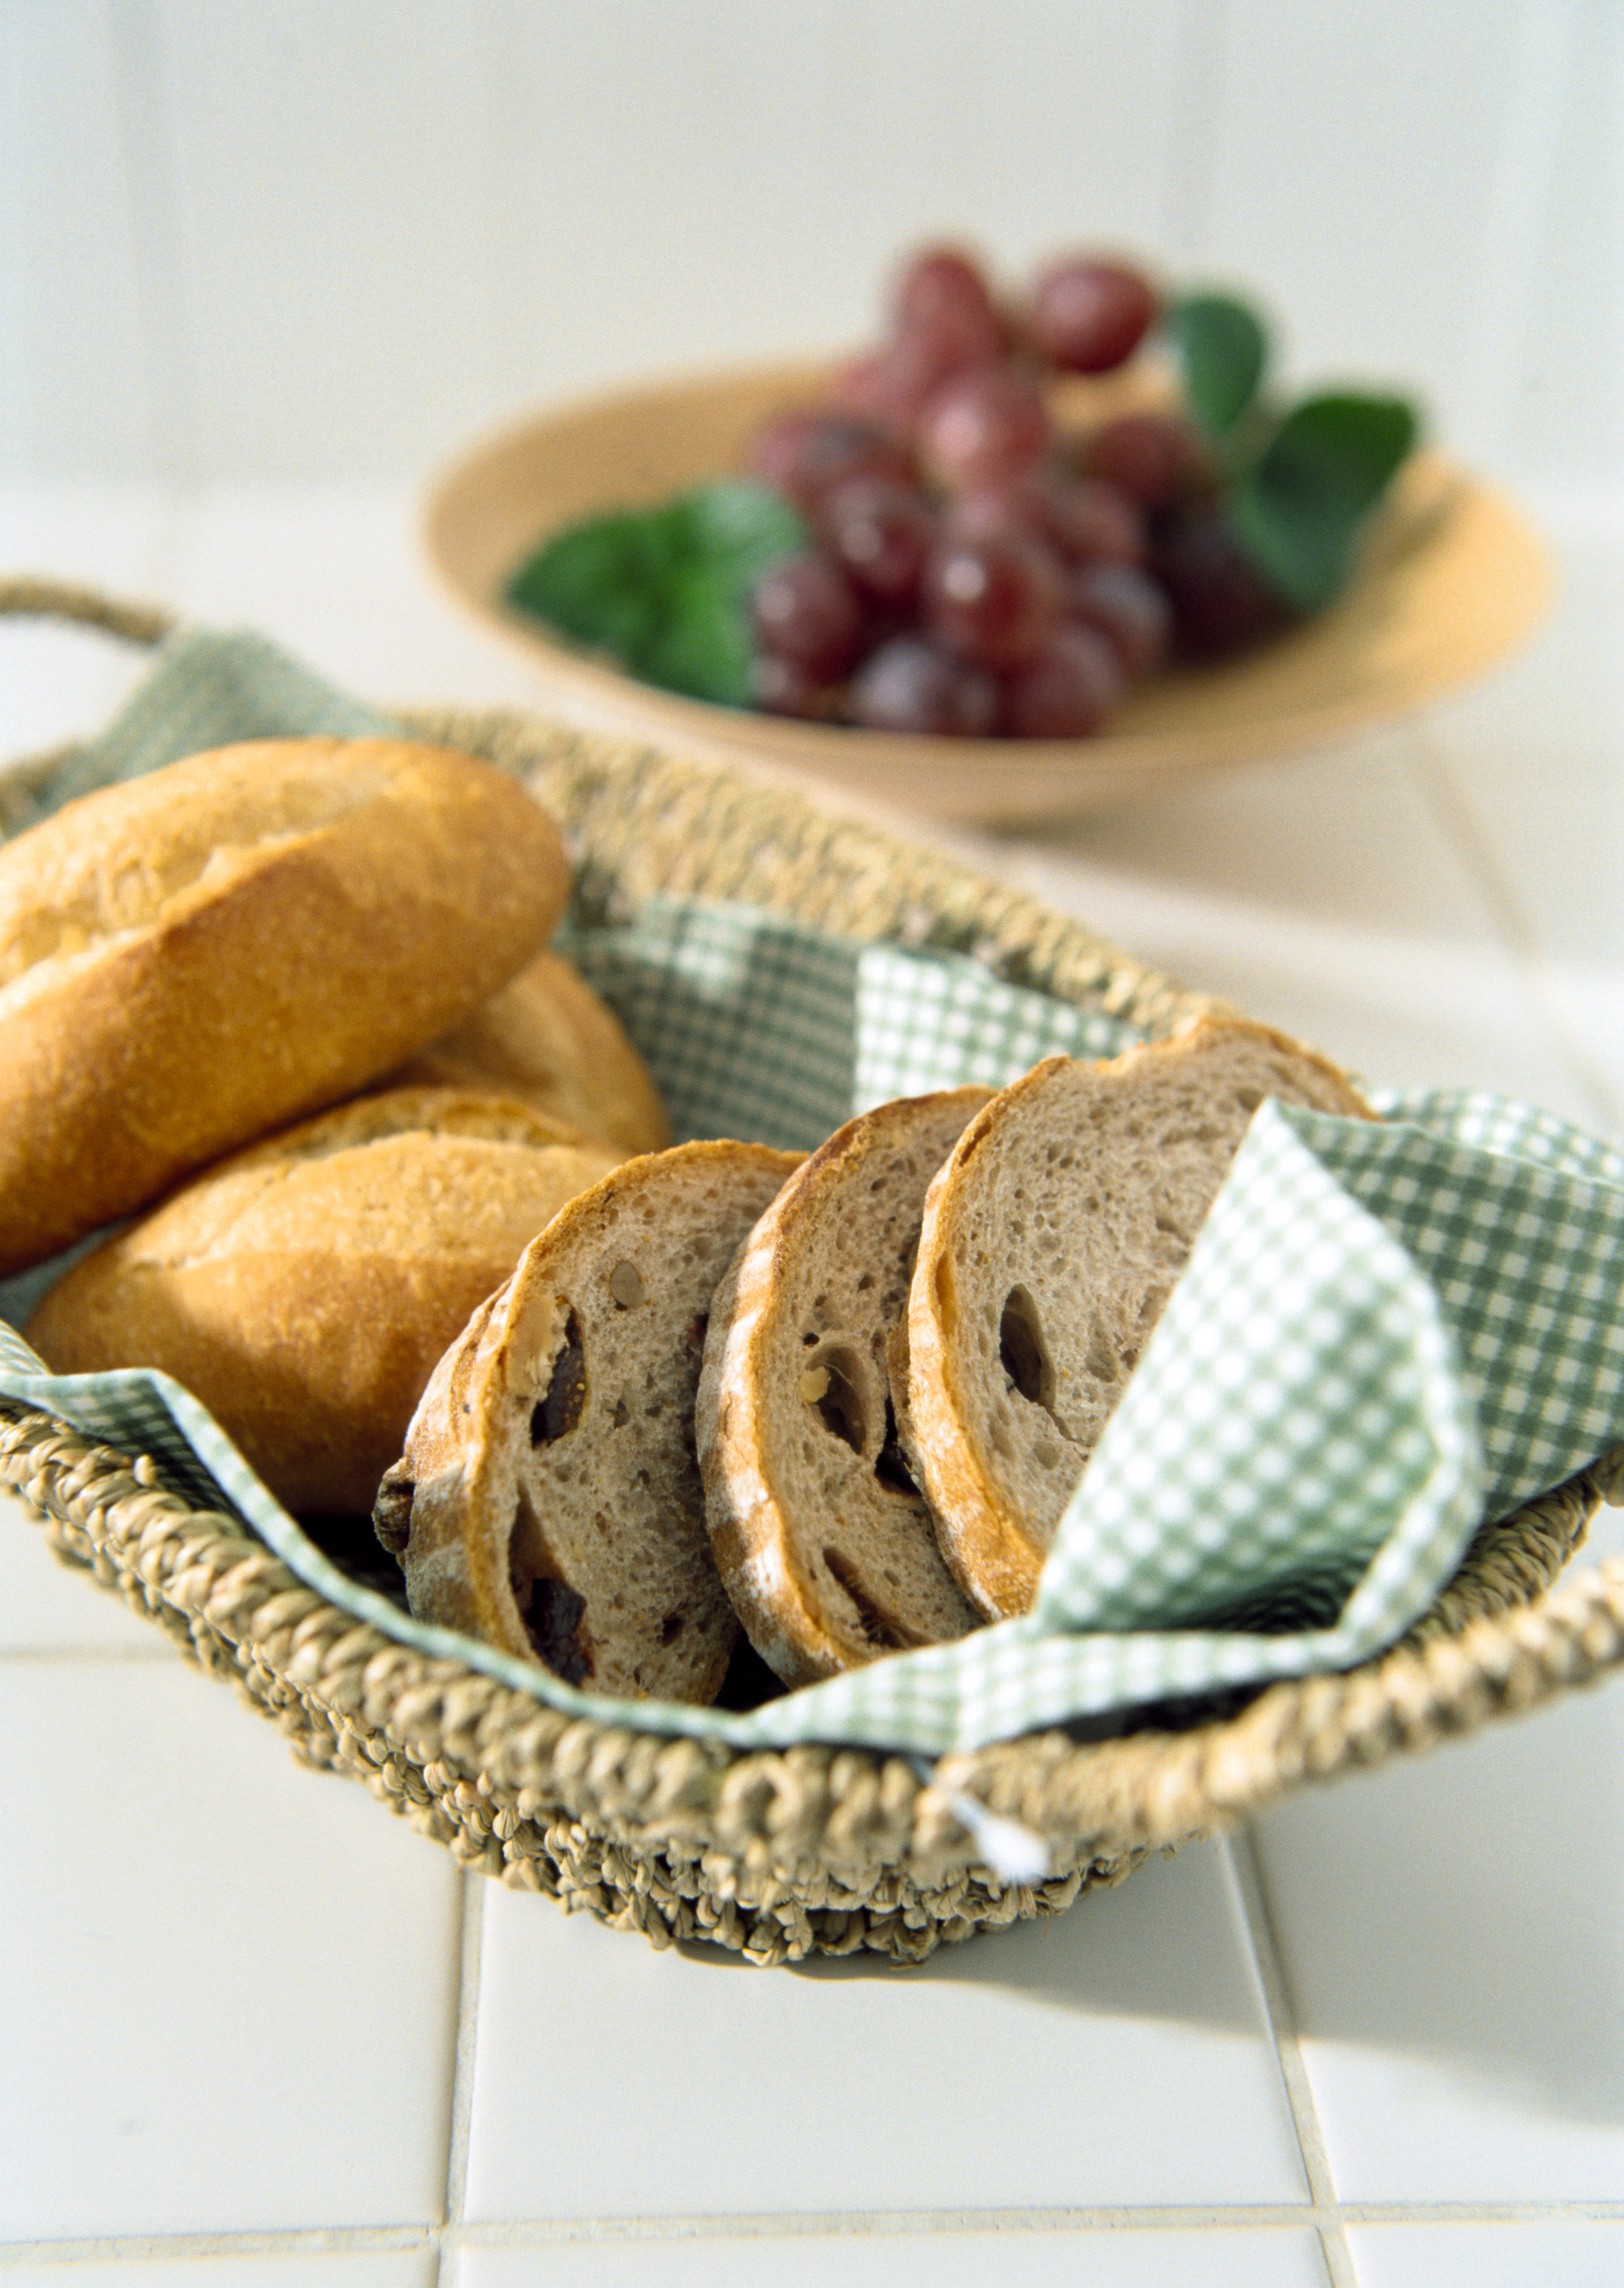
375,1139 -> 803,1705
25,1087 -> 618,1516
901,1018 -> 1374,1620
381,948 -> 669,1158
697,1090 -> 989,1686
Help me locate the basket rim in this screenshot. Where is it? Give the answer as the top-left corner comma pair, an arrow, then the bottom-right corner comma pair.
5,1398 -> 1622,1854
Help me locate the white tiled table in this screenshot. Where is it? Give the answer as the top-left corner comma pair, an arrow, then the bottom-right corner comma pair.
2,484 -> 1622,2288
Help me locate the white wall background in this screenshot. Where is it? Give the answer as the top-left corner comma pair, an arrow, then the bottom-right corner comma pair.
2,0 -> 1621,493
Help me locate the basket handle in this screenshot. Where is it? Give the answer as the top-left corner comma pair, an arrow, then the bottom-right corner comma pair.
1,575 -> 175,803
0,574 -> 174,648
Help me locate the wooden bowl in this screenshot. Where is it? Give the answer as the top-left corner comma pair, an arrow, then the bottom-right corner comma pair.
423,360 -> 1553,825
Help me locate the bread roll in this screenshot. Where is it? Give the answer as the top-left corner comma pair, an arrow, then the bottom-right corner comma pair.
697,1090 -> 986,1685
900,1020 -> 1375,1620
377,1139 -> 803,1705
382,948 -> 669,1157
25,1087 -> 618,1516
0,736 -> 572,1272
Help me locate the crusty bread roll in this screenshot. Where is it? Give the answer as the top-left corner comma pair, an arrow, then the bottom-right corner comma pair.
697,1090 -> 986,1686
382,948 -> 669,1157
0,736 -> 572,1273
900,1020 -> 1375,1621
25,1087 -> 619,1516
376,1139 -> 803,1705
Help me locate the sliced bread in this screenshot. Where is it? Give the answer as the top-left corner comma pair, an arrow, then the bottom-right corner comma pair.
901,1018 -> 1374,1620
697,1089 -> 989,1686
375,1139 -> 803,1705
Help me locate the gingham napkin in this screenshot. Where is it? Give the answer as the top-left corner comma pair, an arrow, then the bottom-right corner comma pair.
2,627 -> 1621,1758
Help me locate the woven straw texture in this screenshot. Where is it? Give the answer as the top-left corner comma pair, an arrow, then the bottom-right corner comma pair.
5,578 -> 1624,1965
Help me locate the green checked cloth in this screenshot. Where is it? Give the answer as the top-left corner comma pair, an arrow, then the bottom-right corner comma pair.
1,625 -> 1622,1757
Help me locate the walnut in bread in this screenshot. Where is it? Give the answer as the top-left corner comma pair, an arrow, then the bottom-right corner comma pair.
25,1087 -> 618,1516
378,1139 -> 802,1705
0,735 -> 572,1273
900,1019 -> 1376,1620
696,1090 -> 987,1685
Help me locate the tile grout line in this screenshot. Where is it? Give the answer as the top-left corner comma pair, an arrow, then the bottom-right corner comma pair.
1455,0 -> 1575,467
436,1864 -> 487,2283
1163,0 -> 1232,269
389,2197 -> 1624,2243
1342,2201 -> 1624,2226
5,2200 -> 1622,2264
0,2228 -> 437,2266
451,2208 -> 1347,2245
105,0 -> 205,489
1226,1831 -> 1357,2288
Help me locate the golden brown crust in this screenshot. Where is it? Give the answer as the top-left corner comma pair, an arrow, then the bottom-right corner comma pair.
382,949 -> 669,1158
0,736 -> 572,1273
25,1087 -> 618,1516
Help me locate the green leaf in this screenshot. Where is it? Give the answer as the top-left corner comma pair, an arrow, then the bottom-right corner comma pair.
505,505 -> 675,659
1228,392 -> 1419,612
1169,292 -> 1270,435
639,563 -> 758,708
680,477 -> 807,579
504,479 -> 806,707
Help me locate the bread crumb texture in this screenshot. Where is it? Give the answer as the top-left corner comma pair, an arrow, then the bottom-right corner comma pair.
392,1141 -> 802,1705
907,1020 -> 1371,1619
697,1089 -> 988,1685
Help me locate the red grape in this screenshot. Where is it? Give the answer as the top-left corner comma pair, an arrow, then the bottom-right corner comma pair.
923,528 -> 1066,669
945,478 -> 1051,548
1082,412 -> 1211,510
741,407 -> 827,494
744,412 -> 914,513
945,466 -> 1139,568
1001,623 -> 1127,737
1068,561 -> 1171,679
848,635 -> 999,736
893,246 -> 1004,358
1027,257 -> 1158,374
729,242 -> 1256,740
1044,474 -> 1147,565
818,475 -> 936,604
1150,505 -> 1293,658
831,347 -> 916,435
834,329 -> 998,440
919,365 -> 1052,490
752,549 -> 869,679
835,247 -> 1007,439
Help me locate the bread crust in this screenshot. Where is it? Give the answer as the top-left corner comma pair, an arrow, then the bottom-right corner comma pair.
25,1087 -> 618,1516
0,737 -> 572,1272
696,1090 -> 988,1686
382,1139 -> 803,1705
382,948 -> 669,1156
903,1018 -> 1374,1621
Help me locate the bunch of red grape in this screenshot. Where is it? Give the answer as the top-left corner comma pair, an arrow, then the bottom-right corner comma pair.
740,246 -> 1288,739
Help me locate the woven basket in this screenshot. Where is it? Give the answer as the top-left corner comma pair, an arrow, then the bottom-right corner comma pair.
6,577 -> 1624,1967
